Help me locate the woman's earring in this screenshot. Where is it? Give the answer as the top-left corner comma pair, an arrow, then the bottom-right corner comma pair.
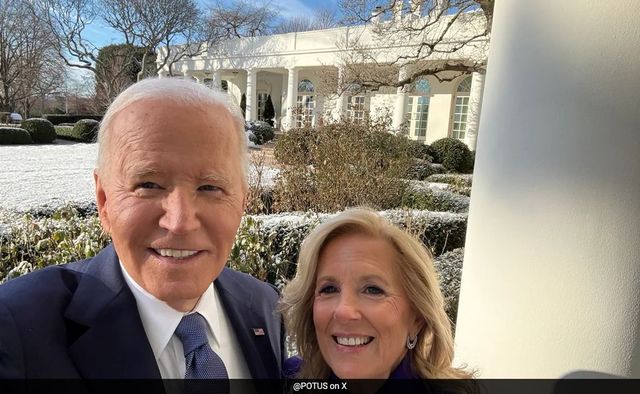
406,334 -> 417,350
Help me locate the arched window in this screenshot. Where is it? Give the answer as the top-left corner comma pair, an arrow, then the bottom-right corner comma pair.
452,76 -> 471,139
405,78 -> 431,139
296,79 -> 315,127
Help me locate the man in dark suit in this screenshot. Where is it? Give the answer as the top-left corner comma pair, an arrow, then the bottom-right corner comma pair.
0,78 -> 283,381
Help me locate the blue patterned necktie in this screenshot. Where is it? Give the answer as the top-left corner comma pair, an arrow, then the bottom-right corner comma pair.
174,312 -> 229,380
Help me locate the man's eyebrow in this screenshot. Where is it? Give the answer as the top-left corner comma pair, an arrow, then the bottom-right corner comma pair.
198,174 -> 230,185
125,166 -> 161,178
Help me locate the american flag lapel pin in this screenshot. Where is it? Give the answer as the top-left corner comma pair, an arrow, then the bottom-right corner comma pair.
253,328 -> 265,336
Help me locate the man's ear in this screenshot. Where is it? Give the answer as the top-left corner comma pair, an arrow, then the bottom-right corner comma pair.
94,169 -> 111,234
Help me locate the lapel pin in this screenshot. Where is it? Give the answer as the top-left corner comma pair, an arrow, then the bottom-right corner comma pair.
253,328 -> 265,336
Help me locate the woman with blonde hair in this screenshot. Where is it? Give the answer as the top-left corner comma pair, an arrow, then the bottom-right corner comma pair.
280,207 -> 472,382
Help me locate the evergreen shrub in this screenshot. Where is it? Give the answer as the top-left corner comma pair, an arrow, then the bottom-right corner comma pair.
430,137 -> 474,173
72,119 -> 99,142
43,114 -> 102,125
0,127 -> 33,145
245,121 -> 275,145
20,118 -> 57,144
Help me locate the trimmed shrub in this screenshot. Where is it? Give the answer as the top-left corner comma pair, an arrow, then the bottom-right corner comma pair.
406,139 -> 434,161
72,119 -> 99,142
43,114 -> 102,125
20,118 -> 57,144
402,183 -> 470,213
0,205 -> 109,283
245,121 -> 275,145
407,159 -> 447,180
0,112 -> 10,123
426,174 -> 472,196
54,126 -> 77,141
0,127 -> 33,145
430,137 -> 473,173
433,247 -> 465,327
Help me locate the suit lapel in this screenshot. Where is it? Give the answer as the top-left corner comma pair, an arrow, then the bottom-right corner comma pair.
64,245 -> 161,379
215,270 -> 280,379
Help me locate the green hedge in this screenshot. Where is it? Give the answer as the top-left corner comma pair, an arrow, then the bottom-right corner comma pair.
20,118 -> 57,144
43,114 -> 102,125
0,206 -> 467,325
430,137 -> 474,173
0,127 -> 33,145
402,183 -> 470,213
54,120 -> 98,143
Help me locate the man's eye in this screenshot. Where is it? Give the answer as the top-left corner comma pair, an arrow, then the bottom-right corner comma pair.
318,285 -> 338,295
136,182 -> 160,189
364,286 -> 384,296
198,184 -> 220,192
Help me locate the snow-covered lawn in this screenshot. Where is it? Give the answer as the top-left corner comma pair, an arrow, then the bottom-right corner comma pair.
0,141 -> 278,212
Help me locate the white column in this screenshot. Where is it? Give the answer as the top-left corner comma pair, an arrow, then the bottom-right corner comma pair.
183,70 -> 194,82
337,66 -> 348,120
392,66 -> 408,130
158,70 -> 168,78
464,72 -> 485,151
454,0 -> 640,378
245,68 -> 256,121
211,70 -> 221,90
284,67 -> 298,130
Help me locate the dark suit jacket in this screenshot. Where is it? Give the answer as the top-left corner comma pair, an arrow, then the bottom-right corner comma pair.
0,244 -> 283,379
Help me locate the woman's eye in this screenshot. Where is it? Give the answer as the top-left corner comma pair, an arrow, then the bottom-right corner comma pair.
318,285 -> 338,295
364,286 -> 384,296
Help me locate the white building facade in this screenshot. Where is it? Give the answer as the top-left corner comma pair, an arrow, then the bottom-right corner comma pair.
158,10 -> 488,149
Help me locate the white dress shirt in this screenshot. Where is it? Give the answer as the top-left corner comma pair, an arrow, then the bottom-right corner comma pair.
119,262 -> 251,379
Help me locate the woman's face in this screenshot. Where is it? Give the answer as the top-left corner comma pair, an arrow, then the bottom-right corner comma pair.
313,233 -> 422,379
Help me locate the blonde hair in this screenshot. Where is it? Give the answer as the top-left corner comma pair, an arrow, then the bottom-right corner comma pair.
280,207 -> 472,379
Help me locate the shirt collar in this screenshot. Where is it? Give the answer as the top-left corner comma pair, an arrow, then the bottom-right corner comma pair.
118,260 -> 221,360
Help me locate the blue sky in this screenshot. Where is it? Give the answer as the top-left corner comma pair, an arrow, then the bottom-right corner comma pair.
70,0 -> 341,86
85,0 -> 342,47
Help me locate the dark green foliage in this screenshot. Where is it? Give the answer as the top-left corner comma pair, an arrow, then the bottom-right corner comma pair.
406,139 -> 434,161
19,118 -> 56,143
263,94 -> 275,126
430,137 -> 474,173
240,93 -> 246,117
72,119 -> 100,142
273,118 -> 413,212
246,121 -> 275,145
0,127 -> 33,144
43,114 -> 103,125
0,112 -> 10,123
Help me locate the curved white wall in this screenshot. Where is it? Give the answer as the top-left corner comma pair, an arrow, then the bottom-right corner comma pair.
454,0 -> 640,378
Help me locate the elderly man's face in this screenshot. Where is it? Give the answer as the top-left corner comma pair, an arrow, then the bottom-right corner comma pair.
95,99 -> 246,312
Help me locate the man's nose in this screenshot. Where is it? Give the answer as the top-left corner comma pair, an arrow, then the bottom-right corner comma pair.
159,189 -> 200,234
332,293 -> 361,322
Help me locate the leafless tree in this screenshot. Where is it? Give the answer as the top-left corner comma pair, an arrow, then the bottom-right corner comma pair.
33,0 -> 211,106
0,0 -> 64,114
206,0 -> 279,39
336,0 -> 494,92
274,6 -> 339,34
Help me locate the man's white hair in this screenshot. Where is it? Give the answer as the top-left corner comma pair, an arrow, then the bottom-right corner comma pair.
96,77 -> 248,187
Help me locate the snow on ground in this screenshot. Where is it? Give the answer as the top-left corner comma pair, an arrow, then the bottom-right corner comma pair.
0,141 -> 278,213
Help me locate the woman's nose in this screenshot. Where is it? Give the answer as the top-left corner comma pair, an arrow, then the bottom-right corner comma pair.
332,294 -> 362,322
